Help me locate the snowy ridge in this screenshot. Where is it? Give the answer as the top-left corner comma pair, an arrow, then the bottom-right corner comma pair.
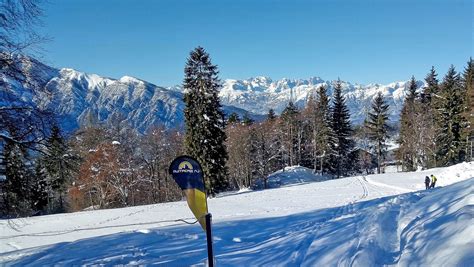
219,76 -> 425,124
3,60 -> 257,133
1,162 -> 473,266
2,57 -> 424,133
34,68 -> 185,133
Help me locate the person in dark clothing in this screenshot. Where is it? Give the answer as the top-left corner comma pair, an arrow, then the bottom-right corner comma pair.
430,174 -> 437,188
424,176 -> 430,190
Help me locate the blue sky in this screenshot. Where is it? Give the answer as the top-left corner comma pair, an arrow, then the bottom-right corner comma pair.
40,0 -> 472,86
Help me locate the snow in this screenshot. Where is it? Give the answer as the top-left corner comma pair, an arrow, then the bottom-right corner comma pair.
254,165 -> 331,189
386,139 -> 399,151
60,68 -> 112,89
119,76 -> 143,84
1,162 -> 473,266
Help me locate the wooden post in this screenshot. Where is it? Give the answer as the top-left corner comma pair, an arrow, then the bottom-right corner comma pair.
205,213 -> 214,267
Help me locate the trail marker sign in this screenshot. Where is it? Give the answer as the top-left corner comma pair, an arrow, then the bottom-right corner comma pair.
169,156 -> 214,266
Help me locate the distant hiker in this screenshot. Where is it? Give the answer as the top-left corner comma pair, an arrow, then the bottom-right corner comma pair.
430,174 -> 437,188
424,176 -> 430,190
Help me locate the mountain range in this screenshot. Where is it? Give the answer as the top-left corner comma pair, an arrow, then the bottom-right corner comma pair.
2,56 -> 423,134
218,76 -> 422,125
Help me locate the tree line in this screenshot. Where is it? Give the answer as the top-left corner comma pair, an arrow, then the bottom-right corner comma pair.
186,49 -> 473,194
398,61 -> 473,171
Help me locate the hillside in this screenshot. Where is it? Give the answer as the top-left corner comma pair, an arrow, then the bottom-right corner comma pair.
1,162 -> 472,266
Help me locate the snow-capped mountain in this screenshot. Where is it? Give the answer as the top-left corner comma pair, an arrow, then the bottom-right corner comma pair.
2,57 -> 423,134
219,76 -> 424,124
36,68 -> 185,133
2,57 -> 257,133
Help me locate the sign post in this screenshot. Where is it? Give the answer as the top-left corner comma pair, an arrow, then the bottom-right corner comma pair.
169,156 -> 214,266
205,213 -> 214,267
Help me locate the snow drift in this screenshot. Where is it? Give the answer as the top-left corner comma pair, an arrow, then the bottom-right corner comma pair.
254,165 -> 331,189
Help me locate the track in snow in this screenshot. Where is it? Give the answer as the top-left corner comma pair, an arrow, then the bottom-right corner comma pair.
2,163 -> 472,266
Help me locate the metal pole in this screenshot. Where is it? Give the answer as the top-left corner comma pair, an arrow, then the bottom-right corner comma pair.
205,213 -> 214,267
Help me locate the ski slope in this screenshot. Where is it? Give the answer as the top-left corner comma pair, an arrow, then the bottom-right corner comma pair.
1,162 -> 473,266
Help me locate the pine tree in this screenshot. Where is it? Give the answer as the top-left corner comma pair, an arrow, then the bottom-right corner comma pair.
43,125 -> 74,212
329,79 -> 355,177
2,140 -> 32,216
398,76 -> 419,171
423,67 -> 439,105
30,160 -> 49,213
280,101 -> 300,166
407,75 -> 418,101
183,47 -> 229,195
267,109 -> 276,121
241,113 -> 254,126
436,66 -> 466,165
310,85 -> 335,173
227,112 -> 240,124
462,58 -> 473,161
316,85 -> 336,173
366,92 -> 390,174
421,67 -> 440,167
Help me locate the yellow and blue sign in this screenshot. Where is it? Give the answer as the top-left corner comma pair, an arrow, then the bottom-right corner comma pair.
169,156 -> 208,230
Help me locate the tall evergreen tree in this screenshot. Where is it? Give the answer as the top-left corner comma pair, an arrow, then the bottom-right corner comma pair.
30,160 -> 49,213
329,79 -> 355,177
423,67 -> 439,105
312,86 -> 335,173
436,66 -> 466,165
421,67 -> 440,167
2,140 -> 32,216
462,58 -> 473,161
398,76 -> 419,171
183,47 -> 229,195
407,75 -> 418,101
366,92 -> 390,174
43,125 -> 74,212
280,101 -> 300,166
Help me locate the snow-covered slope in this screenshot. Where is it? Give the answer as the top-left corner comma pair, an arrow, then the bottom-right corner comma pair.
2,57 -> 423,133
254,165 -> 331,189
220,76 -> 424,124
1,162 -> 473,266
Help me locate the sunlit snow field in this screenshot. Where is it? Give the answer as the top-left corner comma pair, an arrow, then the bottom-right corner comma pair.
1,162 -> 473,266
